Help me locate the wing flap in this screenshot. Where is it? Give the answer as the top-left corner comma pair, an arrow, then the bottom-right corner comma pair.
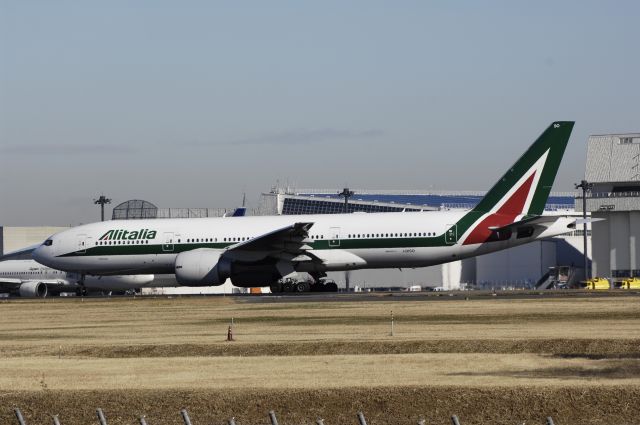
224,222 -> 316,262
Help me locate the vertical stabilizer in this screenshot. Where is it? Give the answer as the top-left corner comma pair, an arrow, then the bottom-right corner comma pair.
453,121 -> 574,245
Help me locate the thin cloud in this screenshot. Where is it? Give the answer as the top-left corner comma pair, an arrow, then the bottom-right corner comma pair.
181,128 -> 385,147
1,144 -> 137,155
229,128 -> 385,145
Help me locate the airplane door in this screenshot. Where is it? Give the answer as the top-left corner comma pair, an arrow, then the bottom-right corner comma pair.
77,234 -> 87,254
329,227 -> 341,247
162,232 -> 174,252
445,225 -> 457,245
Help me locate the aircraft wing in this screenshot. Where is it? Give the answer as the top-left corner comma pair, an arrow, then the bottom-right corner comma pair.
0,243 -> 41,261
223,222 -> 316,262
0,278 -> 23,287
0,278 -> 67,290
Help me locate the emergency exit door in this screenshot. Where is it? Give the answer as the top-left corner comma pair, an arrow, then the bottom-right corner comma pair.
445,225 -> 457,245
163,232 -> 174,252
329,227 -> 341,247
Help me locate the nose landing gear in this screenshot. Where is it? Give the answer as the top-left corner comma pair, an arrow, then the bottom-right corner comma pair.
73,273 -> 88,297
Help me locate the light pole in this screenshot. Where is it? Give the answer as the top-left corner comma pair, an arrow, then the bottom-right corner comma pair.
574,180 -> 593,279
94,195 -> 112,222
338,188 -> 354,213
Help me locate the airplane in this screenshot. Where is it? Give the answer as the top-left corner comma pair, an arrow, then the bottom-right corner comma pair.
34,121 -> 577,293
0,259 -> 155,297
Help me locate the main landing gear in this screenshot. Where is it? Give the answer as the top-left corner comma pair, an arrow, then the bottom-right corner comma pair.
270,274 -> 338,294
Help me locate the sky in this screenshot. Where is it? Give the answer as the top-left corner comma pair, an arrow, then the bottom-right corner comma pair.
1,0 -> 639,226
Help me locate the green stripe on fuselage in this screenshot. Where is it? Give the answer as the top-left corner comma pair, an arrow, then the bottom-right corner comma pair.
58,235 -> 450,258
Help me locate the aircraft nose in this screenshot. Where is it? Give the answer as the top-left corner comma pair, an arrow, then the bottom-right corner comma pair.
32,246 -> 45,263
33,243 -> 52,267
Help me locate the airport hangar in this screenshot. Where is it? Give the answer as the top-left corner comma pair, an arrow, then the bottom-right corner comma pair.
575,133 -> 640,280
4,132 -> 639,291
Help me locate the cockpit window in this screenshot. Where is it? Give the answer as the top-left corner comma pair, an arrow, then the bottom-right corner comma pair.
44,239 -> 53,246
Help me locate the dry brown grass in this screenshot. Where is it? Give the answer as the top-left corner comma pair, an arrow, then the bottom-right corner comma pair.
2,353 -> 639,391
0,295 -> 639,424
2,387 -> 639,425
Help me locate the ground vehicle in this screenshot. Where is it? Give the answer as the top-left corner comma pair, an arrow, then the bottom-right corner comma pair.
617,277 -> 640,289
582,277 -> 610,290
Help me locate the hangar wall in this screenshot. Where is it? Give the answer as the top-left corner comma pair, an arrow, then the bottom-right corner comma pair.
591,211 -> 640,278
0,226 -> 69,256
577,133 -> 640,279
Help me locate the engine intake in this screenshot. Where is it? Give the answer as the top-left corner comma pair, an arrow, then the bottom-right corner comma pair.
175,249 -> 231,286
19,281 -> 48,298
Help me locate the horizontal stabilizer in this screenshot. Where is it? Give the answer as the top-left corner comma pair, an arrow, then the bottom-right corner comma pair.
574,217 -> 605,225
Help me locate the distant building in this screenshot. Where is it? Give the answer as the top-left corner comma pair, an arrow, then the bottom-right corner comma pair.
576,133 -> 640,279
259,187 -> 575,215
0,226 -> 69,258
111,199 -> 241,220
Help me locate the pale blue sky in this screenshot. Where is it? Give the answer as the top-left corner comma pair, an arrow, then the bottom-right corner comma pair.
1,1 -> 639,225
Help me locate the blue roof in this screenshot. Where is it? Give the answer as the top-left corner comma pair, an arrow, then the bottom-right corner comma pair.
300,193 -> 574,209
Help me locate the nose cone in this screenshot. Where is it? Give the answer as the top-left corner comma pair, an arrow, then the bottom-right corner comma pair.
33,244 -> 53,267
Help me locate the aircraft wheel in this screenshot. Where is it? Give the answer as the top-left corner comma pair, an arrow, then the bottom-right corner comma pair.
295,281 -> 310,293
311,281 -> 326,292
282,280 -> 294,293
326,281 -> 338,292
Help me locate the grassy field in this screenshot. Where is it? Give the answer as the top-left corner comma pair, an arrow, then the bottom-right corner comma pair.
0,294 -> 639,424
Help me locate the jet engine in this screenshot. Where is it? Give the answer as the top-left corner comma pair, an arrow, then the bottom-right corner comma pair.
19,281 -> 48,298
175,249 -> 231,286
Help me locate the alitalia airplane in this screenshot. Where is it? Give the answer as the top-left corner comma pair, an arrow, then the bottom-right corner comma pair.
34,121 -> 577,293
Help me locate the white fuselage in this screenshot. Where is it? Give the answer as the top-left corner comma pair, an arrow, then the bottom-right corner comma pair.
32,210 -> 573,278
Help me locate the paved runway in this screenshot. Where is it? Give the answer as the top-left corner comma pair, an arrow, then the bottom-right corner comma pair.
240,289 -> 640,303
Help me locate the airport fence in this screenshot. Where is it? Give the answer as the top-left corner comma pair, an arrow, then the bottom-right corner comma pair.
11,407 -> 560,425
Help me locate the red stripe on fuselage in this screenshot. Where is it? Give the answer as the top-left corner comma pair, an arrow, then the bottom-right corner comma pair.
462,173 -> 536,245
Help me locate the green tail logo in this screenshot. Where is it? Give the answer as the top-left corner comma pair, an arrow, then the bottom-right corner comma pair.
452,121 -> 574,245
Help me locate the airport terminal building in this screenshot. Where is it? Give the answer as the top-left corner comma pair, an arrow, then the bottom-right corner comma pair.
576,133 -> 640,279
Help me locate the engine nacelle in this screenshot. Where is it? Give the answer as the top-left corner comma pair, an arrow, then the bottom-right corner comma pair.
19,281 -> 48,298
175,249 -> 231,286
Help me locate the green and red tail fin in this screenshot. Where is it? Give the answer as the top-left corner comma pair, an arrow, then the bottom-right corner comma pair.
454,121 -> 574,245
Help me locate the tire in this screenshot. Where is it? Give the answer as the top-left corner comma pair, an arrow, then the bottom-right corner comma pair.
326,281 -> 338,292
295,281 -> 310,293
282,281 -> 294,292
311,281 -> 326,292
